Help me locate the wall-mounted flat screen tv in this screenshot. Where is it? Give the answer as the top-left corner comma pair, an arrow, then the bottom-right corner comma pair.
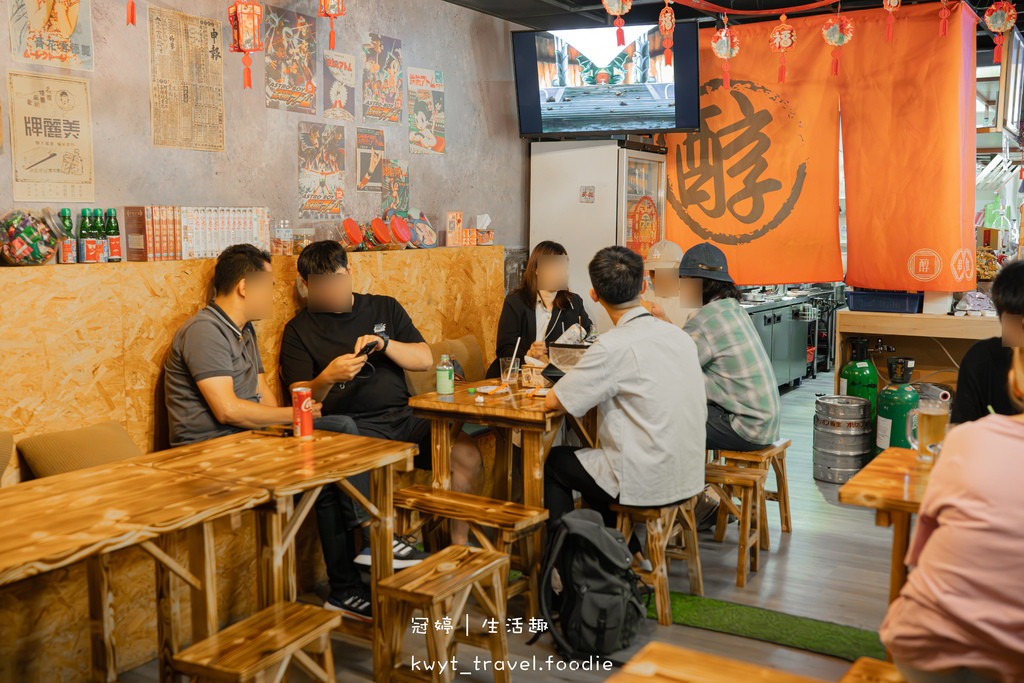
512,23 -> 699,137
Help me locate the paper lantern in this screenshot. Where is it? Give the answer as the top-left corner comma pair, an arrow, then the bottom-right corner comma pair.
659,1 -> 675,66
822,15 -> 853,77
711,19 -> 740,89
985,1 -> 1017,63
883,0 -> 899,42
769,15 -> 796,83
127,1 -> 136,26
319,0 -> 347,51
938,0 -> 951,36
229,1 -> 265,89
603,0 -> 632,46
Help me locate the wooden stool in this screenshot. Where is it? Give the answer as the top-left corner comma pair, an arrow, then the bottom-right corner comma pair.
840,657 -> 906,682
394,485 -> 548,620
714,439 -> 793,552
611,496 -> 703,626
705,464 -> 766,588
378,545 -> 510,683
171,601 -> 339,683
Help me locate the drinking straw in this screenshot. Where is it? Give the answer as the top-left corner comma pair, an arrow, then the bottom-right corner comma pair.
506,336 -> 521,383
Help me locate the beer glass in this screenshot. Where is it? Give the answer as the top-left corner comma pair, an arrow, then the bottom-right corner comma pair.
906,399 -> 950,464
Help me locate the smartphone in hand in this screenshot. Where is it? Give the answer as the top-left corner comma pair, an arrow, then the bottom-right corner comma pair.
356,340 -> 379,357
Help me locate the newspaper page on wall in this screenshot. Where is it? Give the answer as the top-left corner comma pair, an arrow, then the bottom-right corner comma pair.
408,67 -> 444,155
264,5 -> 317,114
7,70 -> 94,202
361,32 -> 402,125
8,0 -> 94,71
299,122 -> 345,219
148,7 -> 225,152
356,127 -> 384,193
324,50 -> 356,121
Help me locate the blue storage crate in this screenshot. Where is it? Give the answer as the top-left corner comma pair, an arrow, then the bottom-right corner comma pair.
844,290 -> 923,314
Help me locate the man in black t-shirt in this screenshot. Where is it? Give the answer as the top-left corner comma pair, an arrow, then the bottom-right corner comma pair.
280,241 -> 483,546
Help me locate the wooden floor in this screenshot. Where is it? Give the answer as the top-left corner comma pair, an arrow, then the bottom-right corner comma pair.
123,372 -> 894,683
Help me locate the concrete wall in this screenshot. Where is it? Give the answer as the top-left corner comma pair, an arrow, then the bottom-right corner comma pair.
0,0 -> 529,247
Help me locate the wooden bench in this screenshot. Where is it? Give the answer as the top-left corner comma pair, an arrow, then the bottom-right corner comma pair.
611,496 -> 703,626
171,601 -> 340,683
705,464 -> 767,588
840,658 -> 906,682
394,485 -> 548,619
608,641 -> 823,682
378,545 -> 510,683
714,439 -> 793,551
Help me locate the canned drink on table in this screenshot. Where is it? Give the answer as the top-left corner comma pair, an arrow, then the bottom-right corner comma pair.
291,386 -> 314,439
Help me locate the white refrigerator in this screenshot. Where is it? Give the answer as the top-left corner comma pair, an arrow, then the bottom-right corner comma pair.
529,139 -> 667,331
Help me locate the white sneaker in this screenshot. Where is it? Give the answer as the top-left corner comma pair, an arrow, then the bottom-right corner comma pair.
354,535 -> 430,569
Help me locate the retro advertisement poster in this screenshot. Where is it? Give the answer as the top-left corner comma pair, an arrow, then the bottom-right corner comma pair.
361,32 -> 402,125
7,70 -> 93,202
298,122 -> 345,219
8,0 -> 94,71
264,5 -> 316,114
381,159 -> 409,215
356,127 -> 384,193
324,50 -> 356,121
408,67 -> 444,154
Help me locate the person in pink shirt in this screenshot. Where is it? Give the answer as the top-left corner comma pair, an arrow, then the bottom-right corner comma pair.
881,343 -> 1024,683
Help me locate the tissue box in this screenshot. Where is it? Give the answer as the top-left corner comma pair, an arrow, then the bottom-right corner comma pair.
476,229 -> 494,246
520,365 -> 553,388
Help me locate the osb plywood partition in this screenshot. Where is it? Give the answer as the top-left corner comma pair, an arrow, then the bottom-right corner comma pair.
0,246 -> 504,453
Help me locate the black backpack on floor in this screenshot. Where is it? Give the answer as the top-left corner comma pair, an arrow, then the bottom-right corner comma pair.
531,508 -> 647,659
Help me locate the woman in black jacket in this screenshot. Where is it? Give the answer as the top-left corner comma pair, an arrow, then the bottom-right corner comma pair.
487,241 -> 592,378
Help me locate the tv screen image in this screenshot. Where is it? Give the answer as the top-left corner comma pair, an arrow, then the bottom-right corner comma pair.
512,23 -> 698,137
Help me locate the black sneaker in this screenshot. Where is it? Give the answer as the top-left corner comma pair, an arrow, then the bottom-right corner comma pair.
324,585 -> 373,622
353,535 -> 431,569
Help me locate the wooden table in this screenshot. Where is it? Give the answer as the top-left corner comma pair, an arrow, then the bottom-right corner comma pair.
607,642 -> 822,683
838,447 -> 930,604
0,461 -> 269,683
133,429 -> 418,679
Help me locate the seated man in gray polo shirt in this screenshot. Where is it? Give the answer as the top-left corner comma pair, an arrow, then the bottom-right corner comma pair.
544,246 -> 707,558
164,244 -> 377,622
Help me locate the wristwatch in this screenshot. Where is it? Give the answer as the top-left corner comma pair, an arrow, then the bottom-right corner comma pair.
379,333 -> 390,353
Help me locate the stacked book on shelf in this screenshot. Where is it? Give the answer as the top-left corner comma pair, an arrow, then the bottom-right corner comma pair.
124,206 -> 270,261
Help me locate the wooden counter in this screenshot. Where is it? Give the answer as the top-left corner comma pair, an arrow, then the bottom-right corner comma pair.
834,311 -> 1001,394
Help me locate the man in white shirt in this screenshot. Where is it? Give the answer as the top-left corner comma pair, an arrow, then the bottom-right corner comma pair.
544,246 -> 707,555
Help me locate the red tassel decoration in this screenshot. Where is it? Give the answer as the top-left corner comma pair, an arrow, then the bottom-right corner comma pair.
938,1 -> 949,36
985,3 -> 1017,62
885,13 -> 895,42
996,33 -> 1005,63
126,0 -> 136,26
329,17 -> 336,50
616,17 -> 625,46
778,55 -> 787,83
659,2 -> 675,66
831,47 -> 841,76
665,46 -> 673,65
723,60 -> 731,89
242,53 -> 252,89
769,16 -> 795,85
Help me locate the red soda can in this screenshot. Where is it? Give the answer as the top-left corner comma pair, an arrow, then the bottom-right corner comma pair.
290,387 -> 314,439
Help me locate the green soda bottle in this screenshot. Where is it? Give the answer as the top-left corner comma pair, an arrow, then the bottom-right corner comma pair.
58,208 -> 76,264
105,209 -> 122,262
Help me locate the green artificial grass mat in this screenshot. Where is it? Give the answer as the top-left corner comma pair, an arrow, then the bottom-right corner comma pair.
647,591 -> 886,662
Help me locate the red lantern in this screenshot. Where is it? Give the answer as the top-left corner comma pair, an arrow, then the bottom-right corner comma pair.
603,0 -> 633,46
938,0 -> 951,36
985,1 -> 1017,63
711,17 -> 740,89
127,1 -> 136,26
319,0 -> 347,51
659,1 -> 675,66
883,0 -> 899,42
769,15 -> 796,84
822,15 -> 853,77
229,1 -> 264,90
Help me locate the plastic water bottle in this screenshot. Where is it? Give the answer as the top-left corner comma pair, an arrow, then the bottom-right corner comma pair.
436,354 -> 455,395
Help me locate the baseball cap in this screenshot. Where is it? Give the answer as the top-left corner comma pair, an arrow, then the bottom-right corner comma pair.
678,242 -> 734,283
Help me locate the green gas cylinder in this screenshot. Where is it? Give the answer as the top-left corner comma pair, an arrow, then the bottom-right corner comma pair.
876,356 -> 920,454
839,337 -> 878,438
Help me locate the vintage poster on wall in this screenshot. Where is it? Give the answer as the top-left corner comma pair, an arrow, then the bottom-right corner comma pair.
298,122 -> 345,219
324,50 -> 356,121
361,32 -> 402,125
264,5 -> 317,114
7,70 -> 93,202
380,159 -> 409,214
7,0 -> 94,71
408,67 -> 444,154
356,127 -> 384,193
148,7 -> 225,152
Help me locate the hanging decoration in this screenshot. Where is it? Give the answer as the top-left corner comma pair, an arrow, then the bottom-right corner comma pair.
883,0 -> 900,42
228,1 -> 265,90
769,15 -> 796,83
984,1 -> 1017,63
603,0 -> 633,46
711,16 -> 740,89
938,0 -> 950,35
822,14 -> 854,76
318,0 -> 347,51
127,1 -> 136,26
659,1 -> 676,66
